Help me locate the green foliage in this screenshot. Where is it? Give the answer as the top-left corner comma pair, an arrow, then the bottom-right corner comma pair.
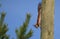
0,12 -> 9,39
24,29 -> 33,39
16,13 -> 33,39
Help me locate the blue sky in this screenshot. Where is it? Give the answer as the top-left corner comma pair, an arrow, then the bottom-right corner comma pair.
0,0 -> 60,39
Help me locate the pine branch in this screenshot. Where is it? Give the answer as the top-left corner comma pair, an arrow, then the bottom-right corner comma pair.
25,29 -> 33,39
0,12 -> 6,26
16,13 -> 33,39
0,12 -> 9,39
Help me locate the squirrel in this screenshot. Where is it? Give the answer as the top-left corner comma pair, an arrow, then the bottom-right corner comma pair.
34,3 -> 41,28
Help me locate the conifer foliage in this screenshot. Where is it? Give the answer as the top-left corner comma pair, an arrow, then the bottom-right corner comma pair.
16,13 -> 33,39
0,12 -> 9,39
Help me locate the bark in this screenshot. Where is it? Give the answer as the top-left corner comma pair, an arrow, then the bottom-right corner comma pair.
41,0 -> 54,39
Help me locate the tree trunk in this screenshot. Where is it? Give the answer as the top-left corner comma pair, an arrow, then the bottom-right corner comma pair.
41,0 -> 54,39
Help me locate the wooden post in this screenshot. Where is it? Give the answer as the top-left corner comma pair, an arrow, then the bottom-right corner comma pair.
41,0 -> 54,39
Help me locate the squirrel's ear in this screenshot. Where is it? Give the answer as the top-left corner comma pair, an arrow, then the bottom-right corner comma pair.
34,24 -> 39,28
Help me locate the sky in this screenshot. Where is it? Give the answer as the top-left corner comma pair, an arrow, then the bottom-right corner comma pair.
0,0 -> 60,39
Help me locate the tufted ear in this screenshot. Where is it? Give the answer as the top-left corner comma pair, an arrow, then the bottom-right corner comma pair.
34,24 -> 39,28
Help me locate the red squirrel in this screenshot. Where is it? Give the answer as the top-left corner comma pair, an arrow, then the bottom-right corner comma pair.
34,3 -> 41,28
